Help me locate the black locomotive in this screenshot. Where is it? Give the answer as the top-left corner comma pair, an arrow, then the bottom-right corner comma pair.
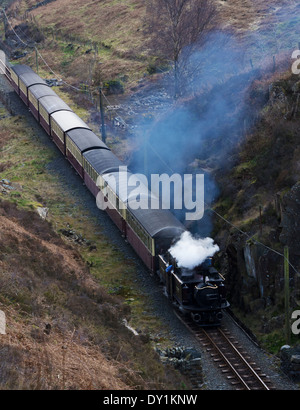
159,253 -> 229,325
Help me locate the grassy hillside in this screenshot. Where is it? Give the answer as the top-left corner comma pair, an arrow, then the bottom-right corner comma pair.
4,0 -> 299,93
211,69 -> 300,352
7,0 -> 149,90
0,100 -> 190,389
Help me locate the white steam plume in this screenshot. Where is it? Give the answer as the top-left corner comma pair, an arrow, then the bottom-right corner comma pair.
169,231 -> 219,270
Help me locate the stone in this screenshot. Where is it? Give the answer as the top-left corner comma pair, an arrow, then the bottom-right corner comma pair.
280,345 -> 291,351
0,310 -> 6,335
280,346 -> 300,381
291,355 -> 300,364
279,183 -> 300,254
37,207 -> 49,220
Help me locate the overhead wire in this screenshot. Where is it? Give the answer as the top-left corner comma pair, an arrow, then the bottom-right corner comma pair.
147,143 -> 300,277
35,48 -> 82,91
1,8 -> 32,48
2,7 -> 85,92
2,7 -> 135,123
1,7 -> 299,277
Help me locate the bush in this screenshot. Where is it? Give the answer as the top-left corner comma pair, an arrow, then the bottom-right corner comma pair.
103,79 -> 124,95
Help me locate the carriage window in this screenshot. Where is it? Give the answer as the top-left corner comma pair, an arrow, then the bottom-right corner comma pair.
52,121 -> 64,142
29,92 -> 38,109
127,211 -> 151,251
11,71 -> 18,85
20,81 -> 27,95
39,105 -> 48,122
67,140 -> 82,166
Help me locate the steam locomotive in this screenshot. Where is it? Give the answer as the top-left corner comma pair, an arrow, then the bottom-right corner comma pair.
3,59 -> 229,325
159,253 -> 228,325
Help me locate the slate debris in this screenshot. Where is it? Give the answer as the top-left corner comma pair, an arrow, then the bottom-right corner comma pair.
0,179 -> 14,194
280,345 -> 300,381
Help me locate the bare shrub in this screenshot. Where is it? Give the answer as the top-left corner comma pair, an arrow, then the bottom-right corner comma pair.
145,0 -> 217,98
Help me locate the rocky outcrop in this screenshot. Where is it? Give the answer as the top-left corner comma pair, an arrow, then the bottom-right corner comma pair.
219,183 -> 300,321
26,0 -> 57,12
279,183 -> 300,256
156,347 -> 203,388
280,345 -> 300,381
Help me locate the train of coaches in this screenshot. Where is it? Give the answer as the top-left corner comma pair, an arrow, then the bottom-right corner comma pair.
4,62 -> 229,325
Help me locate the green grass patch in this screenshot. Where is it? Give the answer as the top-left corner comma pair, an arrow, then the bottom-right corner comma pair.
0,109 -> 170,345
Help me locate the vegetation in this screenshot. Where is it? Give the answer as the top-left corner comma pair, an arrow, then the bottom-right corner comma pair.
0,109 -> 190,389
5,0 -> 150,92
145,0 -> 217,98
213,71 -> 300,351
0,0 -> 299,383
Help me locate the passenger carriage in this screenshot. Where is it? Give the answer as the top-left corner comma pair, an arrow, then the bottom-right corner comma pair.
127,206 -> 185,271
82,149 -> 123,197
39,95 -> 72,135
28,84 -> 56,121
50,110 -> 91,155
18,71 -> 47,106
10,65 -> 33,94
66,128 -> 109,179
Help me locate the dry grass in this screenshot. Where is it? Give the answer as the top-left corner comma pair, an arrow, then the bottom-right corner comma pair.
30,0 -> 145,48
6,0 -> 298,96
8,0 -> 149,89
0,199 -> 125,389
1,312 -> 129,390
0,111 -> 188,390
215,0 -> 295,31
0,199 -> 186,390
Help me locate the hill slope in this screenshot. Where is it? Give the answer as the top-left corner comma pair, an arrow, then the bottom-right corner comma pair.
4,0 -> 300,91
0,84 -> 189,390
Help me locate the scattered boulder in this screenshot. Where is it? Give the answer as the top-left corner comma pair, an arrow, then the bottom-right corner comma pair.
36,207 -> 49,220
279,183 -> 300,256
0,178 -> 14,194
59,227 -> 94,248
156,346 -> 202,384
280,345 -> 300,381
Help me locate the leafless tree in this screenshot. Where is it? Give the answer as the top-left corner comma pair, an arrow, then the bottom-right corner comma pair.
145,0 -> 217,98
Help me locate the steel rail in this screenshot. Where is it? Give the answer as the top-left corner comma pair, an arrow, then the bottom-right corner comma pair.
204,327 -> 270,390
202,327 -> 252,390
174,310 -> 272,390
218,327 -> 270,390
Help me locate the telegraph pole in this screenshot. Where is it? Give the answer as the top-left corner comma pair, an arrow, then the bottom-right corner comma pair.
1,9 -> 6,42
35,47 -> 39,74
144,133 -> 148,176
284,246 -> 290,344
99,85 -> 106,143
1,10 -> 5,42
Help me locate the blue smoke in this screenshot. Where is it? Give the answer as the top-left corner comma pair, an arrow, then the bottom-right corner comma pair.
128,10 -> 298,233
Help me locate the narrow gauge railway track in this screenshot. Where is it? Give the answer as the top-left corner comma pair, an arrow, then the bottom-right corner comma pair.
175,311 -> 274,390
